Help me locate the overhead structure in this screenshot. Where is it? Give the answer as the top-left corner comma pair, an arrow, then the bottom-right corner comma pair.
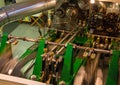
0,0 -> 56,26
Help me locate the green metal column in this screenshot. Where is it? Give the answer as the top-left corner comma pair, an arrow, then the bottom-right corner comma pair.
33,39 -> 45,80
72,57 -> 87,83
106,50 -> 120,85
73,58 -> 83,77
60,44 -> 73,85
0,33 -> 8,54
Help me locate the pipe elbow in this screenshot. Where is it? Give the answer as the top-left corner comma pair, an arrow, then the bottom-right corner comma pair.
0,8 -> 9,26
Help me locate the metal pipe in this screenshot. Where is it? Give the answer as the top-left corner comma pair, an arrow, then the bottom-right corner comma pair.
73,66 -> 86,85
41,29 -> 75,58
93,53 -> 101,75
0,0 -> 56,26
51,29 -> 74,51
74,45 -> 112,54
88,34 -> 120,40
7,34 -> 112,54
52,29 -> 76,33
55,29 -> 80,55
95,69 -> 103,85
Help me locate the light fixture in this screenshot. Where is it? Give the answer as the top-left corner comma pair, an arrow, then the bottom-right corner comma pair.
90,0 -> 95,4
116,3 -> 119,6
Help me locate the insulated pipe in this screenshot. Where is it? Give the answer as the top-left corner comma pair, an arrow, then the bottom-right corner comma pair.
0,0 -> 56,26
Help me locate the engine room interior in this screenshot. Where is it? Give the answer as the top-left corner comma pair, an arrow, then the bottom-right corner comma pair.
0,0 -> 119,85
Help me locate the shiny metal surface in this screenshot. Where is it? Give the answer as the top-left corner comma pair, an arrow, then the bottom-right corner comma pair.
95,69 -> 103,85
98,0 -> 120,4
0,0 -> 56,26
0,8 -> 8,25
